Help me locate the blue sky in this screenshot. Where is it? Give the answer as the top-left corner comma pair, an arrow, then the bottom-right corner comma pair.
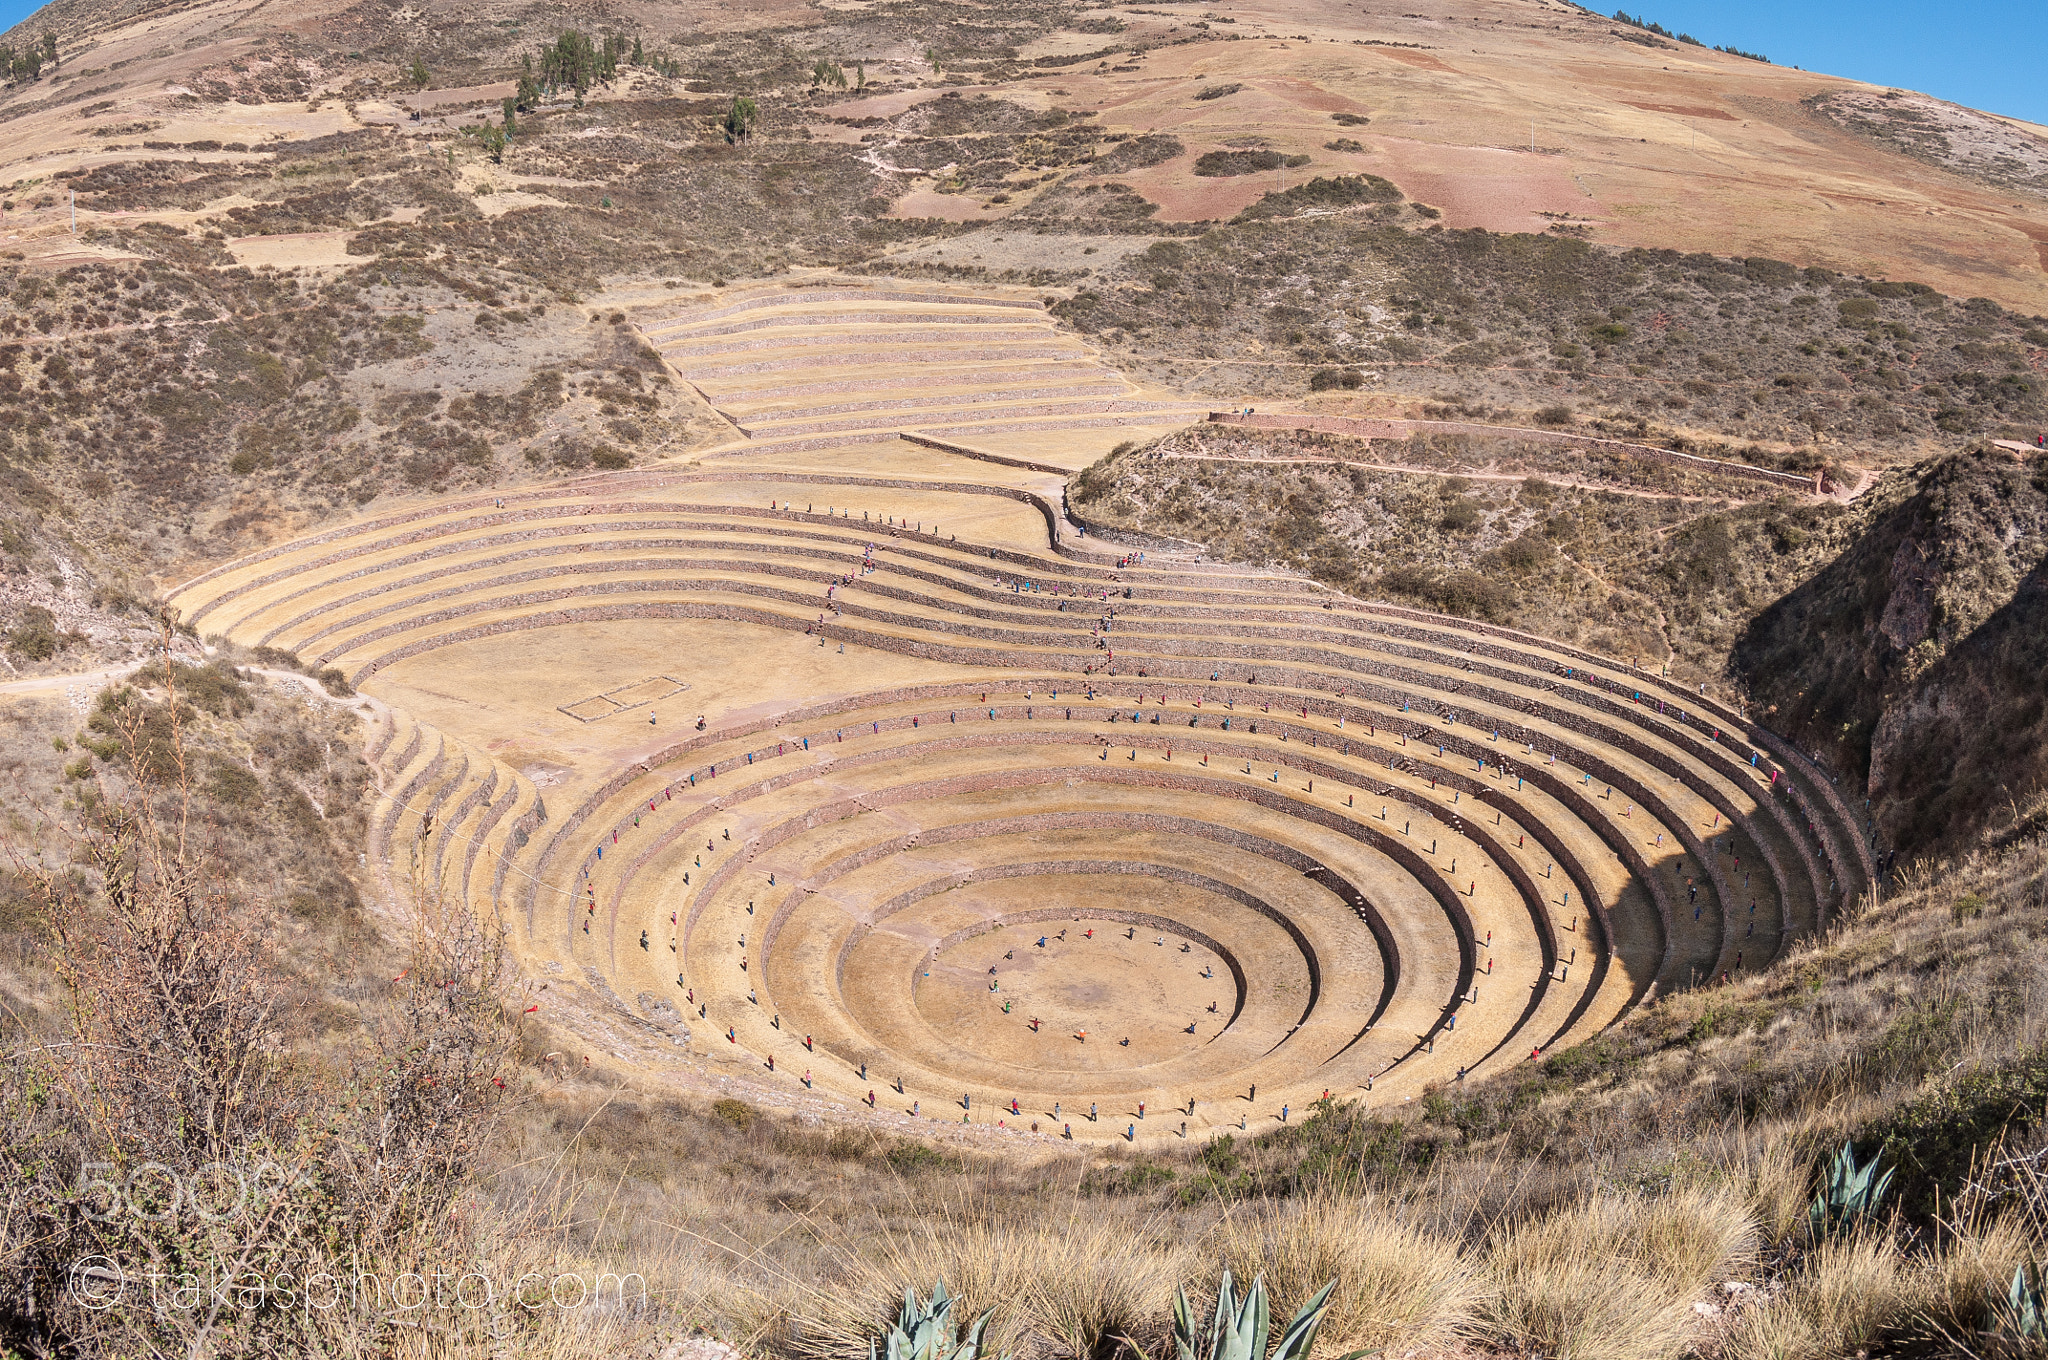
1,0 -> 2043,128
1624,0 -> 2048,127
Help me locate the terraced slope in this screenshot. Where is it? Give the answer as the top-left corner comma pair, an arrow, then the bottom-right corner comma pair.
165,465 -> 1873,1142
642,285 -> 1211,471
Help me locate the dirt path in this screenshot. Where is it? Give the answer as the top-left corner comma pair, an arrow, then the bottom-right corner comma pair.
0,659 -> 385,735
0,662 -> 144,696
1156,448 -> 1737,503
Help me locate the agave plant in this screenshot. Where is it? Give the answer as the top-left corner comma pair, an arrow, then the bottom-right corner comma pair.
871,1281 -> 1000,1360
1170,1267 -> 1373,1360
1807,1140 -> 1894,1237
2005,1261 -> 2048,1340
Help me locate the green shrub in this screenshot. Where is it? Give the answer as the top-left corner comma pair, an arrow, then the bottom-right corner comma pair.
885,1141 -> 948,1174
1195,149 -> 1291,177
135,659 -> 252,717
205,760 -> 263,808
1492,533 -> 1550,572
1236,174 -> 1400,222
1871,1045 -> 2048,1214
1439,498 -> 1482,532
6,606 -> 60,660
712,1097 -> 757,1131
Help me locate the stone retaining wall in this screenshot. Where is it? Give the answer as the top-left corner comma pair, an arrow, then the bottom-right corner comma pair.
699,363 -> 1112,405
355,577 -> 1816,950
490,792 -> 549,910
745,383 -> 1128,424
638,287 -> 1041,331
687,343 -> 1078,381
900,433 -> 1069,476
362,588 -> 1787,960
659,310 -> 1055,344
537,686 -> 1703,992
644,755 -> 1476,1061
752,398 -> 1194,442
461,776 -> 526,908
846,863 -> 1298,1050
1340,597 -> 1871,896
372,734 -> 443,871
183,482 -> 1078,625
417,750 -> 470,885
749,812 -> 1384,1035
662,324 -> 1053,360
435,763 -> 496,889
288,492 -> 1855,995
327,540 -> 1818,933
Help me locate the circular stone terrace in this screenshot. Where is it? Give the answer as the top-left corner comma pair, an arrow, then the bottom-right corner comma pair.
163,283 -> 1872,1143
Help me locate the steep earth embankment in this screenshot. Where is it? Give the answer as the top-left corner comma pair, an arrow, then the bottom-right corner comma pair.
1734,446 -> 2048,855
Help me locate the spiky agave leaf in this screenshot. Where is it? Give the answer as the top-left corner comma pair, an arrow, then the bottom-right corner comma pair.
1165,1268 -> 1379,1360
1172,1284 -> 1201,1360
1270,1278 -> 1339,1360
2009,1262 -> 2048,1339
1212,1267 -> 1237,1360
1809,1141 -> 1894,1237
878,1281 -> 999,1360
1217,1272 -> 1268,1360
955,1304 -> 995,1360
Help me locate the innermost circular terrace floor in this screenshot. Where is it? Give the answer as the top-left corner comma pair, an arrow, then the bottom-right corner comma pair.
908,885 -> 1257,1076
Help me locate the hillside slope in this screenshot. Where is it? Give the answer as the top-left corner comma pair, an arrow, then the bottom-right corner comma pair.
0,0 -> 2043,308
1734,447 -> 2048,854
1869,554 -> 2048,853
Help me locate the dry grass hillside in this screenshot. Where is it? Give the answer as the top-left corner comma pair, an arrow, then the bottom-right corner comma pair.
1067,425 -> 1857,674
1049,225 -> 2046,459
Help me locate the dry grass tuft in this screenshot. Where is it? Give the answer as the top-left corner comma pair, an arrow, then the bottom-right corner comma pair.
789,1205 -> 1192,1360
1925,1211 -> 2034,1340
1218,1192 -> 1487,1356
1729,1233 -> 1926,1360
1485,1188 -> 1755,1360
1740,1137 -> 1818,1247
